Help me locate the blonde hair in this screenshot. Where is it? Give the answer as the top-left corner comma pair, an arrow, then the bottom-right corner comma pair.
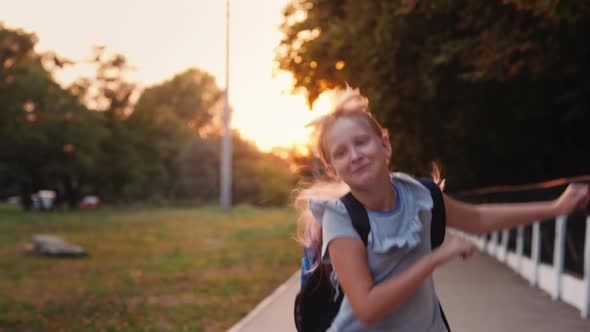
293,180 -> 349,260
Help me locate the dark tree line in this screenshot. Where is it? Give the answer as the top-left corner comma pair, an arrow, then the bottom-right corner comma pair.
277,0 -> 590,191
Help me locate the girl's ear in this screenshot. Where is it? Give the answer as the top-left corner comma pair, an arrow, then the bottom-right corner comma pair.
325,164 -> 337,178
323,161 -> 342,180
381,134 -> 392,159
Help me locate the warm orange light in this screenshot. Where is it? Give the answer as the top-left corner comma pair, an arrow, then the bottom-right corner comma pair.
5,0 -> 330,154
23,101 -> 35,112
232,72 -> 336,153
63,144 -> 75,152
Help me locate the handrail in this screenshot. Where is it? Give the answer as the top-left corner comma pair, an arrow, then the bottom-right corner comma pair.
452,212 -> 590,319
453,174 -> 590,197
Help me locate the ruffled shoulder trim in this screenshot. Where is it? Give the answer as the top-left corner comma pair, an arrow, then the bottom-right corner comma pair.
308,198 -> 349,227
365,173 -> 435,253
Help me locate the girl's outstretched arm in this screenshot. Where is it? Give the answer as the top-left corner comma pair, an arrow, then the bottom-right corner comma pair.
329,235 -> 473,325
444,183 -> 590,235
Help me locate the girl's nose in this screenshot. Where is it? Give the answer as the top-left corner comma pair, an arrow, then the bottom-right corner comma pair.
350,147 -> 361,161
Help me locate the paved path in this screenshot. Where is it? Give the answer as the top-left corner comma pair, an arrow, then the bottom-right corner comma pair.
228,251 -> 590,331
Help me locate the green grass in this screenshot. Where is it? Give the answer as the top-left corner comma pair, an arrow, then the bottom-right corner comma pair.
0,205 -> 300,331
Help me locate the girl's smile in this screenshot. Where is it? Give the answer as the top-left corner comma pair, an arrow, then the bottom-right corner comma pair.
351,162 -> 370,176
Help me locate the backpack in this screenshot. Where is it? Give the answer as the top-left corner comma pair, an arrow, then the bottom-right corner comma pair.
294,178 -> 450,332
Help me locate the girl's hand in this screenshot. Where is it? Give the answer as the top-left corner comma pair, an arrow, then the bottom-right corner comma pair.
434,235 -> 475,266
553,183 -> 590,216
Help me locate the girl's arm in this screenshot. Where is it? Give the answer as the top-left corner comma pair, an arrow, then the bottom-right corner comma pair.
329,235 -> 473,325
445,183 -> 589,235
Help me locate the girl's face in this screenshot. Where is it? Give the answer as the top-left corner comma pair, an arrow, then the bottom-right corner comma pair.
324,116 -> 392,189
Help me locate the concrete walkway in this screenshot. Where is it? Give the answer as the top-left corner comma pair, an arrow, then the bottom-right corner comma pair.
228,252 -> 590,331
227,272 -> 299,332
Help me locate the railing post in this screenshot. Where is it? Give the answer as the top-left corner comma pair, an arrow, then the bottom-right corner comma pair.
491,231 -> 499,257
478,235 -> 486,251
553,215 -> 567,301
531,222 -> 541,287
582,215 -> 590,318
501,229 -> 509,262
516,226 -> 524,275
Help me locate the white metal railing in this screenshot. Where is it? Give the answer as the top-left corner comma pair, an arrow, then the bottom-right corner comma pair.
451,214 -> 590,318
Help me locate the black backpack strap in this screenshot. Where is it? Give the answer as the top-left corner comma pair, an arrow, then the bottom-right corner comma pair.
417,178 -> 451,332
340,192 -> 371,246
417,178 -> 446,249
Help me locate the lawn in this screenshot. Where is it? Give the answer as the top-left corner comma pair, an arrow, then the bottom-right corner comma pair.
0,204 -> 300,331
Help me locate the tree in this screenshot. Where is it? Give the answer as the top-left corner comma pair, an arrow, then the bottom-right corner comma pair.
1,24 -> 295,208
0,24 -> 107,209
176,131 -> 296,207
277,0 -> 590,190
124,68 -> 223,201
68,46 -> 142,203
134,68 -> 222,131
176,136 -> 220,202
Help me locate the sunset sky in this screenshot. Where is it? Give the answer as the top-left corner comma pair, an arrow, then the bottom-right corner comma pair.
1,0 -> 333,151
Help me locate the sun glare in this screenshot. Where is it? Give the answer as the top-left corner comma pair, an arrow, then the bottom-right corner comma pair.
3,0 -> 335,155
231,72 -> 336,154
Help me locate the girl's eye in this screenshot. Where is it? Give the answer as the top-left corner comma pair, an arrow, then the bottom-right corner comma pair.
355,137 -> 368,146
333,149 -> 346,159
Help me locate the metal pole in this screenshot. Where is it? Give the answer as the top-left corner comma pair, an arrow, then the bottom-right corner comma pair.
220,0 -> 232,211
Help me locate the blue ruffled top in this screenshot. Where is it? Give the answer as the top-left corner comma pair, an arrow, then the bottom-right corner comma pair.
309,172 -> 433,257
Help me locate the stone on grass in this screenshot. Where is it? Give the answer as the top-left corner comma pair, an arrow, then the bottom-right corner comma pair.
32,235 -> 87,257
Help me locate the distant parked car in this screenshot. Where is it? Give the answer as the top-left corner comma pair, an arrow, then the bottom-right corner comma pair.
32,190 -> 56,210
6,195 -> 20,205
80,195 -> 100,209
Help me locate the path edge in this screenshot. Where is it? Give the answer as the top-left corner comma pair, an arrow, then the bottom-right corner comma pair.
226,270 -> 300,332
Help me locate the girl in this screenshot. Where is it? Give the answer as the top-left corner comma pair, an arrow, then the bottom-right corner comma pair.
295,87 -> 589,332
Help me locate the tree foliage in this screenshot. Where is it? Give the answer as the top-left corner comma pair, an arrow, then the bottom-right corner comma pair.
277,0 -> 590,190
1,23 -> 295,208
134,68 -> 222,130
0,24 -> 107,209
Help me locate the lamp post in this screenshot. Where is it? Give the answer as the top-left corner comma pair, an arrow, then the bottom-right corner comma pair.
220,0 -> 232,211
